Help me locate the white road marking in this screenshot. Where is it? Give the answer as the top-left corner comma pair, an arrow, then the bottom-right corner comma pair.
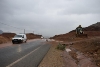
6,46 -> 41,67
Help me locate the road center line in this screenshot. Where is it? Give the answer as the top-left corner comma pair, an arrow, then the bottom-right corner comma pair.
6,46 -> 41,67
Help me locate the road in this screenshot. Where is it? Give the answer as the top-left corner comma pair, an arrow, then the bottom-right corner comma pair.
0,39 -> 51,67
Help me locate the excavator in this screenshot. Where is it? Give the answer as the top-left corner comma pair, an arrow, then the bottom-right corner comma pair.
76,25 -> 87,38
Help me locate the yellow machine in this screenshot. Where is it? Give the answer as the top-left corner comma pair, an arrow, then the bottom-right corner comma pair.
76,25 -> 87,37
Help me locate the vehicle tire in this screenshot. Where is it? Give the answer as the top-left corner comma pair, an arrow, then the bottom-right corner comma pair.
21,40 -> 23,43
25,40 -> 27,43
25,39 -> 27,43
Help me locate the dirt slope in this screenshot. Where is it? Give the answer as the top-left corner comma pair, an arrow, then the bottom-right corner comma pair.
49,22 -> 100,67
71,37 -> 100,67
50,22 -> 100,41
2,33 -> 16,40
0,36 -> 8,44
0,33 -> 16,44
26,33 -> 42,39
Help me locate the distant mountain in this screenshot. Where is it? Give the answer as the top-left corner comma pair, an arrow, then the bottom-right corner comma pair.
0,30 -> 3,34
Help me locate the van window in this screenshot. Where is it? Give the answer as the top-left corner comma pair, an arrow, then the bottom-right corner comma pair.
14,35 -> 22,37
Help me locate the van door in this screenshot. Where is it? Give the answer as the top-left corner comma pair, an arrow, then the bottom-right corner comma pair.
22,35 -> 25,42
25,35 -> 27,42
23,35 -> 26,42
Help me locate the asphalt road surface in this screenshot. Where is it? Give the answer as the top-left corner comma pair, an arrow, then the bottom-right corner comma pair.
0,39 -> 51,67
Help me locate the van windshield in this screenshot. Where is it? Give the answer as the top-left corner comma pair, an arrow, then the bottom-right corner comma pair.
14,35 -> 22,38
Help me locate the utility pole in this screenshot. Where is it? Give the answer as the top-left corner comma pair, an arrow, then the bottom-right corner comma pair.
24,29 -> 25,34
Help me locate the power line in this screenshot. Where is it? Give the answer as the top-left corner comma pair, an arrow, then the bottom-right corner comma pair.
0,22 -> 34,32
0,22 -> 23,30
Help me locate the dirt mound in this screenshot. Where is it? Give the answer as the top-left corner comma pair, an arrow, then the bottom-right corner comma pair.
26,33 -> 42,39
0,33 -> 16,44
0,36 -> 8,44
85,31 -> 100,37
50,32 -> 76,41
2,33 -> 16,40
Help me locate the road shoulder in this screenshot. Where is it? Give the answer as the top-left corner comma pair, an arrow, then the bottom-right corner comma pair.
38,41 -> 64,67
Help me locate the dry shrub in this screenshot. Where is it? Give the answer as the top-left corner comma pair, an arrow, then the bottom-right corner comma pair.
56,43 -> 66,51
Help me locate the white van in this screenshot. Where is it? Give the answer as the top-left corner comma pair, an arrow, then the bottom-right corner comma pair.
12,34 -> 27,44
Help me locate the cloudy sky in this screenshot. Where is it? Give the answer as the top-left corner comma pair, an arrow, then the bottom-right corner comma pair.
0,0 -> 100,37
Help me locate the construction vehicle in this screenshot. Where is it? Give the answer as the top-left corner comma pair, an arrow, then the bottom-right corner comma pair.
76,25 -> 87,37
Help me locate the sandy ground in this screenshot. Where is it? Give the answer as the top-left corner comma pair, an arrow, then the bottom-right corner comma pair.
63,45 -> 98,67
62,37 -> 100,67
38,41 -> 65,67
70,38 -> 100,67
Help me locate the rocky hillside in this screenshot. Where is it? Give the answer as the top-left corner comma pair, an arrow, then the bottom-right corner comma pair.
1,33 -> 16,39
50,22 -> 100,41
84,22 -> 100,31
49,22 -> 100,67
70,22 -> 100,32
26,33 -> 42,39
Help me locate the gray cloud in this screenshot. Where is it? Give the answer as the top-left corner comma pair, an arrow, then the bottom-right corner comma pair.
60,0 -> 100,15
0,0 -> 100,37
